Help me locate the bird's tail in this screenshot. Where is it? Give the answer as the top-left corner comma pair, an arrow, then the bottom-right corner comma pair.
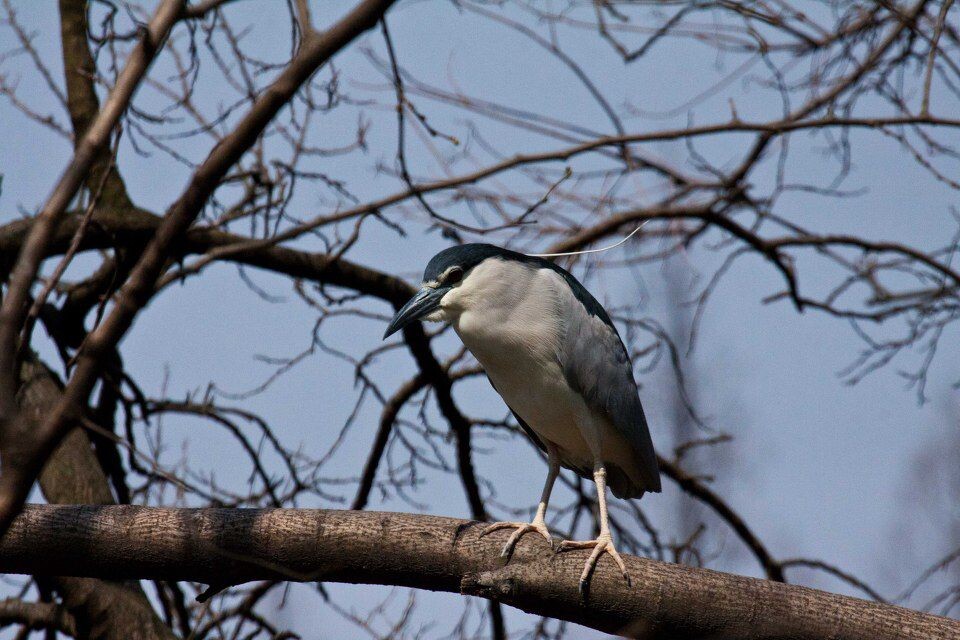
607,462 -> 658,499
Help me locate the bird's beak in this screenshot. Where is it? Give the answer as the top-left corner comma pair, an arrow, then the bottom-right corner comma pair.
383,286 -> 450,339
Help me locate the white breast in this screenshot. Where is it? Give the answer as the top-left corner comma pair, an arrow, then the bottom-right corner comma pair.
442,259 -> 593,462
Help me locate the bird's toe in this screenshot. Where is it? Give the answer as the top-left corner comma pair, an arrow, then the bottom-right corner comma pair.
535,524 -> 554,549
556,539 -> 593,552
481,520 -> 554,562
500,526 -> 529,558
479,521 -> 523,538
559,534 -> 631,601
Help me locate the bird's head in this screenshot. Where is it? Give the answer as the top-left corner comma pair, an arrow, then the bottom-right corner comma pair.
383,244 -> 517,338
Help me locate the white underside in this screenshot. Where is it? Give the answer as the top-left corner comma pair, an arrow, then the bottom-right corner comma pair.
437,259 -> 635,473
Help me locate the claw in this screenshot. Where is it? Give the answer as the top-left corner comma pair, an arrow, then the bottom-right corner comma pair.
479,520 -> 553,560
557,533 -> 631,602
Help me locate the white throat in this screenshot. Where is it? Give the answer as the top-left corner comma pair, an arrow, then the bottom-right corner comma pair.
437,257 -> 564,362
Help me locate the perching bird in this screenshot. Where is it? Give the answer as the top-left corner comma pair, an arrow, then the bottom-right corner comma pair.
383,243 -> 660,596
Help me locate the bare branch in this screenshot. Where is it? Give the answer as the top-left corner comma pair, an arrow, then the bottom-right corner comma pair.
1,504 -> 956,640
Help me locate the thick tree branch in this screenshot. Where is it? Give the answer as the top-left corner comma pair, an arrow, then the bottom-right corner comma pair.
0,504 -> 955,640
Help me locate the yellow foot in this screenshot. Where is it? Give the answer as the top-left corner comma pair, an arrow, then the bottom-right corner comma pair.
480,519 -> 553,559
557,532 -> 631,599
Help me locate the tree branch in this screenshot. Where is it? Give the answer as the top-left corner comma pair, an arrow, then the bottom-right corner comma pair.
57,0 -> 136,208
0,505 -> 954,640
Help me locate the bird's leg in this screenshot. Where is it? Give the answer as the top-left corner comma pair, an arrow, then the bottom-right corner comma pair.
557,461 -> 630,599
480,447 -> 560,559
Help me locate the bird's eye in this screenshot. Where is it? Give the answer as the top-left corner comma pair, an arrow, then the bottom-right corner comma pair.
445,267 -> 464,284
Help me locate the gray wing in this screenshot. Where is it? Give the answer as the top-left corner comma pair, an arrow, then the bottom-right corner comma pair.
560,305 -> 661,497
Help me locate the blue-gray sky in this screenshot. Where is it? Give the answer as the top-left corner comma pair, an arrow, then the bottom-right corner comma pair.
1,1 -> 958,637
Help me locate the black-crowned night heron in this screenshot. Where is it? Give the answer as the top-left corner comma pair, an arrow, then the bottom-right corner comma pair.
384,243 -> 660,596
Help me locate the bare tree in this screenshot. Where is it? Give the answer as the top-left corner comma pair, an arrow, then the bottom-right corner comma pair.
0,1 -> 959,638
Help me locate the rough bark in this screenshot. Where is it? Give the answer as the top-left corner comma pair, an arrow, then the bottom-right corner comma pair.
16,358 -> 176,640
0,504 -> 955,640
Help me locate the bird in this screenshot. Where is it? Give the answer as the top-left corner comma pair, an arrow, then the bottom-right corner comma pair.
383,243 -> 660,597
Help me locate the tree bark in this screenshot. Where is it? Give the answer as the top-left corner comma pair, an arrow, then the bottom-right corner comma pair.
0,504 -> 955,640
